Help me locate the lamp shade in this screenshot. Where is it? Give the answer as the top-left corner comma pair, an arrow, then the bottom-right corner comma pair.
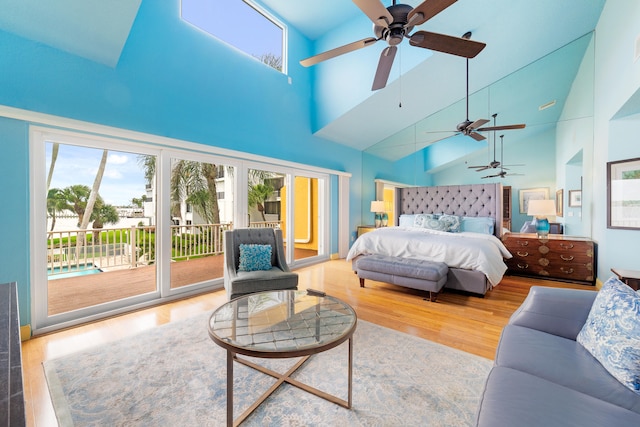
370,201 -> 385,213
527,199 -> 556,216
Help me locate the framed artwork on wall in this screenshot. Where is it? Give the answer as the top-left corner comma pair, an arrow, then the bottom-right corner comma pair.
519,187 -> 549,214
568,190 -> 582,207
607,157 -> 640,229
556,189 -> 563,217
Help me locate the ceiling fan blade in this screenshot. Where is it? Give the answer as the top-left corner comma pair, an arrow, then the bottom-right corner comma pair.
371,45 -> 397,91
476,124 -> 526,132
481,174 -> 499,179
468,118 -> 490,130
407,0 -> 457,27
352,0 -> 393,27
469,131 -> 486,141
300,37 -> 378,67
468,165 -> 490,171
409,31 -> 486,58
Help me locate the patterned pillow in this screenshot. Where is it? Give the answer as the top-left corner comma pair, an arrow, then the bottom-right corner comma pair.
439,214 -> 462,232
413,214 -> 438,228
576,276 -> 640,394
238,244 -> 273,272
420,218 -> 449,231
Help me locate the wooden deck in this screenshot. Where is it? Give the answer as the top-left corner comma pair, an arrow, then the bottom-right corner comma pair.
48,248 -> 317,315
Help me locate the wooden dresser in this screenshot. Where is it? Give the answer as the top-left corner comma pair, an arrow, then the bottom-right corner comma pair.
502,233 -> 596,285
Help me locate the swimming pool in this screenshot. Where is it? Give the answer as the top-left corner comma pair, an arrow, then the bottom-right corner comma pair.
48,263 -> 103,280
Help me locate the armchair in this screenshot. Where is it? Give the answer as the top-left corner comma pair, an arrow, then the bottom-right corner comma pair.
223,228 -> 298,300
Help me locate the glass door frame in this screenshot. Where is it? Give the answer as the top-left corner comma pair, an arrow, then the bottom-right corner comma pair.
30,128 -> 165,332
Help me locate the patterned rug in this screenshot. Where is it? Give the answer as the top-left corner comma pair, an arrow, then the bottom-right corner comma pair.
44,313 -> 492,426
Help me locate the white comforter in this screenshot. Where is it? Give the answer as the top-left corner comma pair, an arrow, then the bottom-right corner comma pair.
346,227 -> 513,286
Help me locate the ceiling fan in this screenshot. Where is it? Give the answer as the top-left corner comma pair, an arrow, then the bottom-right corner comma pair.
469,114 -> 525,171
299,0 -> 487,91
454,46 -> 527,141
482,135 -> 524,179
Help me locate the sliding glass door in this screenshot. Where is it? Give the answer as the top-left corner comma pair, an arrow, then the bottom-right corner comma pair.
33,133 -> 161,327
31,129 -> 332,332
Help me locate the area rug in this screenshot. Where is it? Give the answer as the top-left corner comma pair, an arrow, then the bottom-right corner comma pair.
44,313 -> 492,426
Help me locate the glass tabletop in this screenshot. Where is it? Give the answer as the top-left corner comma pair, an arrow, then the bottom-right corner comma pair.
208,290 -> 357,357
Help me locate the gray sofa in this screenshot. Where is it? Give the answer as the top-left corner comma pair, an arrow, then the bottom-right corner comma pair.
476,286 -> 640,426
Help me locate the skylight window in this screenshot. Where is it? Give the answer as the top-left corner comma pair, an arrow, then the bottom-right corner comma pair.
181,0 -> 286,73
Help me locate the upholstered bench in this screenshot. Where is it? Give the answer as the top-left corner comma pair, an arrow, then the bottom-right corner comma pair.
355,255 -> 448,302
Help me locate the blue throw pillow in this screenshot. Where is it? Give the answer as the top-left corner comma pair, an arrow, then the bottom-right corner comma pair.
238,244 -> 272,272
439,214 -> 462,232
576,276 -> 640,394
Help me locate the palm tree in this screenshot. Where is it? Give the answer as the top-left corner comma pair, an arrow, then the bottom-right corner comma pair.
47,188 -> 72,232
170,160 -> 221,225
63,184 -> 91,226
248,183 -> 274,222
90,201 -> 119,241
46,143 -> 59,191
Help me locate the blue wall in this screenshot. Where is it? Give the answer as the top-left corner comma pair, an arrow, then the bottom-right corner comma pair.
0,0 -> 363,326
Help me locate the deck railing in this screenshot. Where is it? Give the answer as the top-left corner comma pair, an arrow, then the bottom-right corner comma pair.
46,221 -> 281,277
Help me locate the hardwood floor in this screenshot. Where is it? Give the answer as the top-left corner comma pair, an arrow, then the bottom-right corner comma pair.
21,259 -> 596,426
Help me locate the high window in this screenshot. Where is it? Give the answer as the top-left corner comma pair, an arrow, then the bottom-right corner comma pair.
181,0 -> 286,72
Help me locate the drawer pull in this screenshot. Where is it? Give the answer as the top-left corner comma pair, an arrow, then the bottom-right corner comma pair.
560,243 -> 574,249
516,241 -> 529,246
517,251 -> 529,257
560,267 -> 574,274
560,255 -> 574,261
517,263 -> 529,269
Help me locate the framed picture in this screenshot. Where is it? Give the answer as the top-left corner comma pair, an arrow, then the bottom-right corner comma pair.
555,189 -> 563,217
607,157 -> 640,229
568,190 -> 582,207
519,187 -> 549,214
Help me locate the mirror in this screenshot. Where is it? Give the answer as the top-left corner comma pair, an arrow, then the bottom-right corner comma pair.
362,32 -> 595,237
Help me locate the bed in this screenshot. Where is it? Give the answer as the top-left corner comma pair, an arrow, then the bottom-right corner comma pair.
348,184 -> 512,296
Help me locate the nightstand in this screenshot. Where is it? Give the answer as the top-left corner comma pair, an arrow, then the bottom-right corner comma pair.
610,268 -> 640,291
357,225 -> 377,237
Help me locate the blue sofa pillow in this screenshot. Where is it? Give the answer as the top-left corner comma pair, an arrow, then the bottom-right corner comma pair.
577,276 -> 640,394
238,244 -> 272,271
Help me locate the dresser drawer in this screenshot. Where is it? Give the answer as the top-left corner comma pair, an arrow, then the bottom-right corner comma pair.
502,234 -> 596,284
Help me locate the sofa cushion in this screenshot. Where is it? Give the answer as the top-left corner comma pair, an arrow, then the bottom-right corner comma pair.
476,367 -> 640,427
577,276 -> 640,394
238,244 -> 272,272
495,325 -> 640,414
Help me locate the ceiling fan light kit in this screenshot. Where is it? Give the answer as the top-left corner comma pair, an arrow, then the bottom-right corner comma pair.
299,0 -> 487,91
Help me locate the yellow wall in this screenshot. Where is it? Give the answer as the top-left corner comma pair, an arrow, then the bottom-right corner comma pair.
280,177 -> 318,250
383,188 -> 395,226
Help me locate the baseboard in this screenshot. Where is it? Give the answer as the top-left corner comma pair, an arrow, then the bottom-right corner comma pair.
20,324 -> 31,341
330,253 -> 341,260
595,277 -> 603,290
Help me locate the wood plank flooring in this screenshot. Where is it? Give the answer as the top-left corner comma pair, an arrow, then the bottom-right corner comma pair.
22,259 -> 596,426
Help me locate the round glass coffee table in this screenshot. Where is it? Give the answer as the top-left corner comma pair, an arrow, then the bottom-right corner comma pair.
208,289 -> 357,427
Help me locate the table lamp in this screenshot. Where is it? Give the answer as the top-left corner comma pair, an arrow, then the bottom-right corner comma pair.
370,201 -> 385,228
527,199 -> 556,238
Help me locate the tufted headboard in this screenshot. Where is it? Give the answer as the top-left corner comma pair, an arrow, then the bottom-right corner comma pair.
397,184 -> 503,237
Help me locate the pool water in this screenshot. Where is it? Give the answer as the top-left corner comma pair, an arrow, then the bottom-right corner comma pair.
48,263 -> 103,280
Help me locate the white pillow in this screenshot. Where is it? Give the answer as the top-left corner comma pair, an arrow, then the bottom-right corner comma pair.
398,214 -> 416,227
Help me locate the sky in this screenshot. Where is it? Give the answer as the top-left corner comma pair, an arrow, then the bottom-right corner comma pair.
46,143 -> 148,207
180,0 -> 282,59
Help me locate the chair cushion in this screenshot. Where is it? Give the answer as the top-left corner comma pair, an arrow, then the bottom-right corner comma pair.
238,244 -> 272,271
577,276 -> 640,394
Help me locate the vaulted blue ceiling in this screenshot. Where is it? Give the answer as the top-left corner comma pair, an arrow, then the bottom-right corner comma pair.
0,0 -> 606,166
